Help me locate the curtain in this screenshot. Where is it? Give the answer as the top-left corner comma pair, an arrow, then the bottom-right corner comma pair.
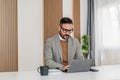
87,0 -> 95,66
94,0 -> 120,65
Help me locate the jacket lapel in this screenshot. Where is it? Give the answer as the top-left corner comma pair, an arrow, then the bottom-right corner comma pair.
68,37 -> 73,64
54,35 -> 63,61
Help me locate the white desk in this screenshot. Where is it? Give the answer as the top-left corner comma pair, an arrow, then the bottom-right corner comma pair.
0,65 -> 120,80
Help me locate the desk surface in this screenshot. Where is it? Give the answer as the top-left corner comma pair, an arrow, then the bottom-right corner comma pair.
0,65 -> 120,80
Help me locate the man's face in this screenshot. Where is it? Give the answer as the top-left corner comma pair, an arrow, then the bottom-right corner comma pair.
59,24 -> 74,40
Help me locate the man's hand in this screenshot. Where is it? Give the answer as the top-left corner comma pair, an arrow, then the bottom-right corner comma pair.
62,65 -> 69,72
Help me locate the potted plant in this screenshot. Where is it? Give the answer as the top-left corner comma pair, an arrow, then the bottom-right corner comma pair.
81,35 -> 89,58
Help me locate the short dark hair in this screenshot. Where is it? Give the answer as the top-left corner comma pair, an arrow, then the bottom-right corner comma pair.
60,17 -> 73,26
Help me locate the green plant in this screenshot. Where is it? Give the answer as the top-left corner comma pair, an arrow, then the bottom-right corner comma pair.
81,35 -> 89,58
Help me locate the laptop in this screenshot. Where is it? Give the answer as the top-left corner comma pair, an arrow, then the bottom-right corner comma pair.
67,59 -> 93,73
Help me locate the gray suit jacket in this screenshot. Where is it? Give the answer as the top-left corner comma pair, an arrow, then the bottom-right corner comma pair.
44,34 -> 84,70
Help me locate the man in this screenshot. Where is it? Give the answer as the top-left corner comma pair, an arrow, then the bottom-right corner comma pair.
44,17 -> 84,72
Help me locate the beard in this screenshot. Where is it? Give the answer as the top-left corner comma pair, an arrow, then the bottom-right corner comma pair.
62,34 -> 69,39
59,31 -> 70,40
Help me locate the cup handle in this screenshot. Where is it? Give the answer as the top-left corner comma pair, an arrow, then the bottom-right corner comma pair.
37,66 -> 40,73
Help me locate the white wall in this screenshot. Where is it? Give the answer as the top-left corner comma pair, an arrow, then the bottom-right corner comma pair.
80,0 -> 87,36
63,0 -> 73,19
18,0 -> 43,71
